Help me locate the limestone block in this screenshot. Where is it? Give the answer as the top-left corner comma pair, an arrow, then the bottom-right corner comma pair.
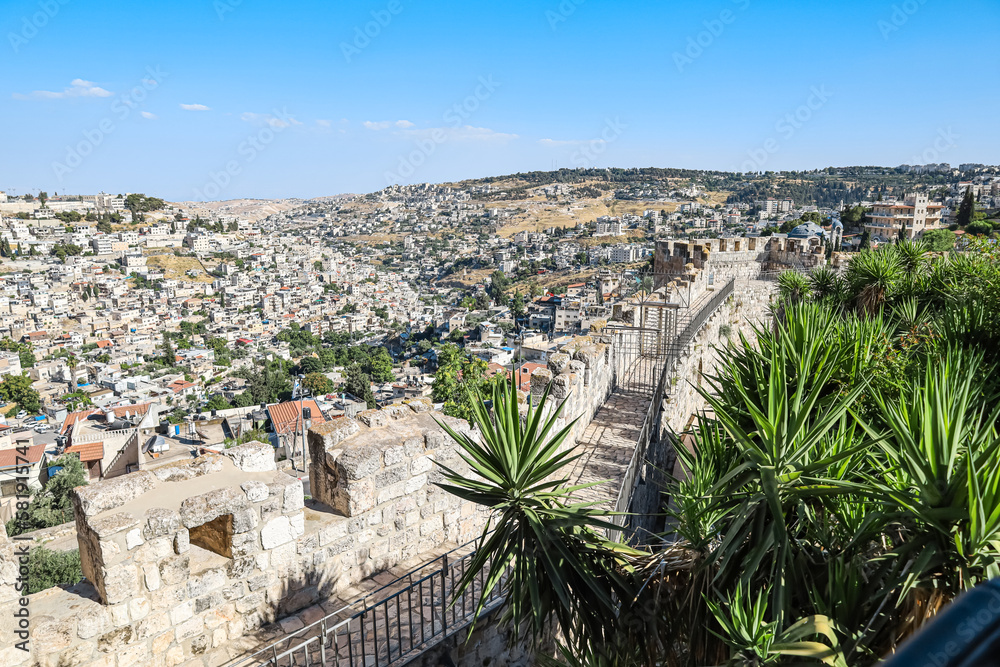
383,444 -> 406,466
143,508 -> 181,539
334,445 -> 382,480
225,440 -> 276,472
77,604 -> 112,639
116,642 -> 150,666
174,529 -> 190,554
240,480 -> 268,503
72,471 -> 157,517
289,513 -> 305,537
152,455 -> 222,482
125,528 -> 145,550
129,597 -> 150,622
547,352 -> 571,374
159,555 -> 190,586
572,344 -> 600,368
530,368 -> 553,395
231,508 -> 259,534
187,567 -> 226,598
405,397 -> 433,413
168,601 -> 193,625
175,615 -> 204,640
179,487 -> 249,528
137,612 -> 170,641
551,373 -> 571,399
96,625 -> 135,652
101,562 -> 139,605
260,516 -> 295,549
231,531 -> 260,559
90,512 -> 139,539
357,409 -> 387,428
109,603 -> 130,627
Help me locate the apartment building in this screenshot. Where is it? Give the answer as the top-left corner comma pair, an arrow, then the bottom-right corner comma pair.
864,193 -> 944,241
754,198 -> 794,216
92,236 -> 127,255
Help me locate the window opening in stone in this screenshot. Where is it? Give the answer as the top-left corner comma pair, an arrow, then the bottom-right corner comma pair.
188,513 -> 234,558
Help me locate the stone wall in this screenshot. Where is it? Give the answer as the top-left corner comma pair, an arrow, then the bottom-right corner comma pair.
1,401 -> 492,667
654,238 -> 850,285
307,399 -> 489,576
622,278 -> 776,540
525,332 -> 616,448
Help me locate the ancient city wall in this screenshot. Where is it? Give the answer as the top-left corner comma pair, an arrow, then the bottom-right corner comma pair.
1,255 -> 792,667
0,400 -> 490,667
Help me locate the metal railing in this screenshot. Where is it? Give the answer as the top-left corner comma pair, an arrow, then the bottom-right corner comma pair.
234,540 -> 504,667
607,278 -> 735,542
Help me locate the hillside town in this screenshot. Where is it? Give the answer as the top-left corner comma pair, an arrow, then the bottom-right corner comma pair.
1,168 -> 999,520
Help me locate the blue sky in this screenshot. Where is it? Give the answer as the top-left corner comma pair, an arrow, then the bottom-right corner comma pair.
2,0 -> 998,201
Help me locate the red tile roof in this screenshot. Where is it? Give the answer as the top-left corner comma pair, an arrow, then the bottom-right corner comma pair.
267,399 -> 327,435
0,444 -> 45,470
65,441 -> 104,463
62,408 -> 101,434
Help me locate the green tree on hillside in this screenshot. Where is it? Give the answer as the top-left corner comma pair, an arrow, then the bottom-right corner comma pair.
343,363 -> 375,408
6,455 -> 88,536
956,188 -> 975,227
0,373 -> 40,413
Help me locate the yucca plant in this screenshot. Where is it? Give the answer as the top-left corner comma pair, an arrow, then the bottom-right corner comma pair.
860,348 -> 1000,604
777,270 -> 813,305
698,326 -> 872,631
807,266 -> 839,302
892,240 -> 930,279
707,583 -> 847,667
435,378 -> 636,654
845,248 -> 903,315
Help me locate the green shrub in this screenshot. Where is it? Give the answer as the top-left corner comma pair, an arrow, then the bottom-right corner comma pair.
28,547 -> 83,594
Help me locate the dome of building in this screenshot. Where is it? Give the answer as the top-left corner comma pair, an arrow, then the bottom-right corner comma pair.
787,221 -> 825,238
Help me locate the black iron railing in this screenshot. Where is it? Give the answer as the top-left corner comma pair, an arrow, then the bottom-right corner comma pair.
608,278 -> 735,542
234,541 -> 503,667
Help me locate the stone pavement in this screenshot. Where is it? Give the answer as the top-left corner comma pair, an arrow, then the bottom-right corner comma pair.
230,542 -> 499,667
562,386 -> 650,510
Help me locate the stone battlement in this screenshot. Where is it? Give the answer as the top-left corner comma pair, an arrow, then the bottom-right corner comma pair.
0,403 -> 492,667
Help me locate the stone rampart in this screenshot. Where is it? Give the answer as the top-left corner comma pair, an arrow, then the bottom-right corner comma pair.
1,401 -> 490,667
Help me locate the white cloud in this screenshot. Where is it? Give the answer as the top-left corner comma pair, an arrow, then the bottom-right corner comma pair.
538,138 -> 585,147
316,119 -> 331,128
363,119 -> 414,130
180,103 -> 210,111
406,125 -> 518,142
12,78 -> 112,100
140,111 -> 157,120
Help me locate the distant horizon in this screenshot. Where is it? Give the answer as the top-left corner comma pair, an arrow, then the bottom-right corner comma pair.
2,161 -> 993,204
3,0 -> 998,201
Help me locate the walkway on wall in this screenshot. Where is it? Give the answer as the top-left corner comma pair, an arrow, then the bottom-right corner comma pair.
238,280 -> 737,666
562,382 -> 650,510
229,540 -> 501,667
565,279 -> 736,536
